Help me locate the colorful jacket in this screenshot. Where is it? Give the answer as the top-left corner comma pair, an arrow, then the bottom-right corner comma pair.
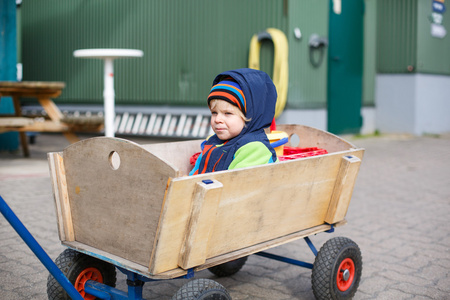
189,68 -> 277,175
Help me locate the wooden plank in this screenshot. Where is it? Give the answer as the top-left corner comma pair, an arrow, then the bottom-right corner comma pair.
143,140 -> 202,177
277,124 -> 357,152
48,152 -> 75,242
149,150 -> 364,274
63,221 -> 347,280
178,180 -> 223,269
325,155 -> 362,224
38,98 -> 64,121
61,240 -> 188,279
0,117 -> 34,127
48,153 -> 65,241
62,137 -> 178,267
0,120 -> 70,132
0,81 -> 65,96
63,132 -> 80,144
195,221 -> 347,272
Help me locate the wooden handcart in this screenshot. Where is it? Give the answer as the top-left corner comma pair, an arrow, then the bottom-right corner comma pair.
46,124 -> 364,299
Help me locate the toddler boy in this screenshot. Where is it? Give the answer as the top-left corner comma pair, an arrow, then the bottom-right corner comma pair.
189,68 -> 278,175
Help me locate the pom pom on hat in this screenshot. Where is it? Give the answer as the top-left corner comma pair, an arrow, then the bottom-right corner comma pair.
207,77 -> 247,115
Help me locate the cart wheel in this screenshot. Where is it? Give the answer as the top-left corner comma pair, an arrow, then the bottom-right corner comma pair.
311,237 -> 362,300
47,248 -> 116,300
172,278 -> 231,300
208,256 -> 248,277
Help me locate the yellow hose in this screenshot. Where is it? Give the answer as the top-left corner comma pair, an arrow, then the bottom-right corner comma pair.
249,28 -> 289,119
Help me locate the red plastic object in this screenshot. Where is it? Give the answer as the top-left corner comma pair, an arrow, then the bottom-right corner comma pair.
270,118 -> 277,131
75,267 -> 104,300
190,152 -> 201,166
279,146 -> 328,161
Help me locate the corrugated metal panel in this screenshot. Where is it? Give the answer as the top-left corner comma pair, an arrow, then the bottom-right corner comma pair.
21,0 -> 287,106
287,0 -> 329,109
376,0 -> 418,73
416,0 -> 450,74
363,0 -> 377,106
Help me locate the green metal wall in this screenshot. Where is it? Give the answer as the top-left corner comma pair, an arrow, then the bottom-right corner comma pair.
363,0 -> 377,106
287,0 -> 329,109
377,0 -> 450,75
20,0 -> 377,109
376,0 -> 418,73
21,0 -> 288,106
417,0 -> 450,74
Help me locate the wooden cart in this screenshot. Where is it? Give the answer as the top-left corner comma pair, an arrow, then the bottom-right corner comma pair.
47,124 -> 364,300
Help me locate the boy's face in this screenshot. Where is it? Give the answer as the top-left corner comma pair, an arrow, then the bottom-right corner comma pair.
210,100 -> 245,140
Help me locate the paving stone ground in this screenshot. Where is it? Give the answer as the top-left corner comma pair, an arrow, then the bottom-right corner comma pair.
1,132 -> 449,299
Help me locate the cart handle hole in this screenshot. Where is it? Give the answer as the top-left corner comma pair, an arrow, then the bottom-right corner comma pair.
290,133 -> 300,147
109,151 -> 121,170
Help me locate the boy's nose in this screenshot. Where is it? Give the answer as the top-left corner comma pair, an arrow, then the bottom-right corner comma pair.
215,114 -> 223,123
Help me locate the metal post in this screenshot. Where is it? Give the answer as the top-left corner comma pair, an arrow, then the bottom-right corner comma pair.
103,58 -> 115,137
254,251 -> 314,269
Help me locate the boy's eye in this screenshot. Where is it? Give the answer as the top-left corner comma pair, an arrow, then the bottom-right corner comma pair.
211,111 -> 218,115
225,112 -> 233,115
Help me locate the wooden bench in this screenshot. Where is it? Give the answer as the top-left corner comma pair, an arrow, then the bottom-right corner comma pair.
0,81 -> 103,156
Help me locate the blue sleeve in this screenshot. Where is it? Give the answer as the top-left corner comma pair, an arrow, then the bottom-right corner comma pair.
189,152 -> 203,176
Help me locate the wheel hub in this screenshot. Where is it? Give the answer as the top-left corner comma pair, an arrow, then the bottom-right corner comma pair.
342,269 -> 350,281
336,258 -> 355,292
75,267 -> 103,300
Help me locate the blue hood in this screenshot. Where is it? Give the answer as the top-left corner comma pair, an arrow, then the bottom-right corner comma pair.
191,68 -> 278,174
211,68 -> 277,136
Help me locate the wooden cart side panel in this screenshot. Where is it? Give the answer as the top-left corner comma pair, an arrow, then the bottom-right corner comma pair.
195,221 -> 347,272
47,152 -> 75,242
150,150 -> 361,274
64,221 -> 345,280
149,177 -> 192,274
325,155 -> 363,224
142,140 -> 202,177
62,137 -> 178,267
178,180 -> 223,269
277,124 -> 357,152
205,154 -> 341,258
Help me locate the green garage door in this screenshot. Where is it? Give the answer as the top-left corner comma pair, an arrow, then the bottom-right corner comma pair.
327,0 -> 364,134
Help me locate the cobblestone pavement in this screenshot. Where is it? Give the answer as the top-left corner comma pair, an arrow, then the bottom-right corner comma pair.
1,132 -> 449,299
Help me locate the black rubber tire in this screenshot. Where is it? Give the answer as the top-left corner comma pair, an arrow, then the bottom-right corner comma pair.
47,248 -> 116,300
208,256 -> 248,277
311,237 -> 362,300
172,278 -> 231,300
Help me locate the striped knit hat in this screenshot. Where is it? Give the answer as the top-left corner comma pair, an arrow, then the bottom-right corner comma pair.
207,77 -> 247,116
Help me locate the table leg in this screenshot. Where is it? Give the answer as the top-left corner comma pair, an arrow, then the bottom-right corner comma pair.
103,58 -> 115,137
38,98 -> 64,120
63,132 -> 80,144
12,96 -> 30,157
38,98 -> 79,144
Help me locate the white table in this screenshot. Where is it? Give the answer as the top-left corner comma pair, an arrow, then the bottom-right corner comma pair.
74,49 -> 144,137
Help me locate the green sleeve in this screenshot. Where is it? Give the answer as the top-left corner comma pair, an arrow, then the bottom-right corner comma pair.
228,142 -> 276,170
